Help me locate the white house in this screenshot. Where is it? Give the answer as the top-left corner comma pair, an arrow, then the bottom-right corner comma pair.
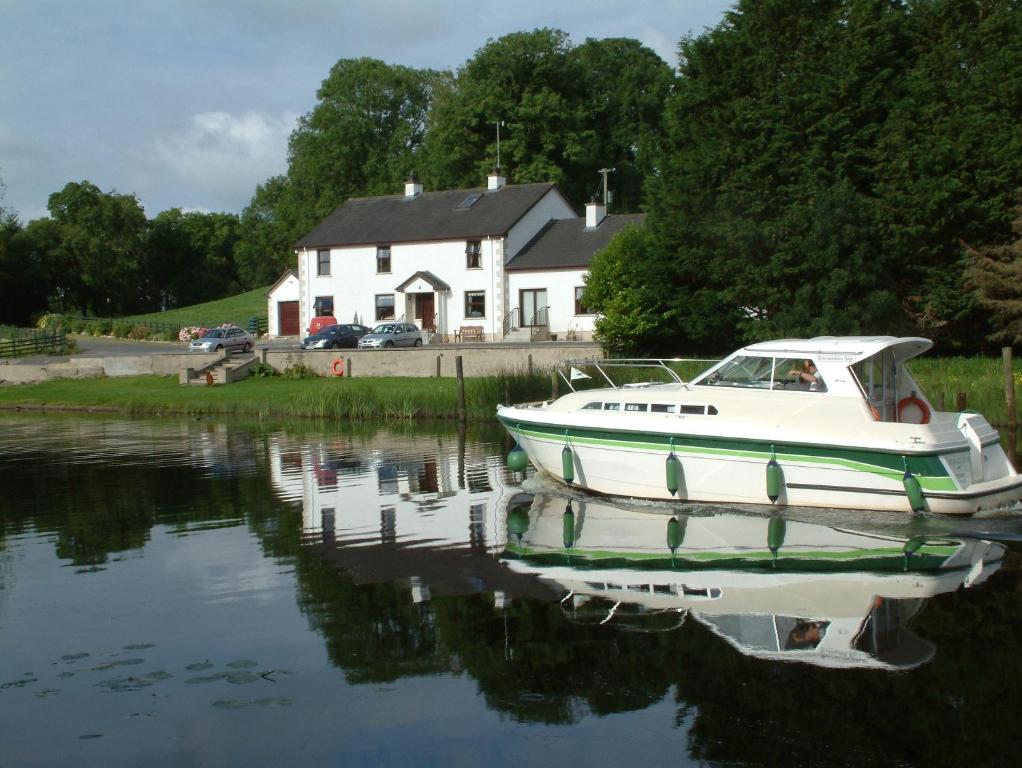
269,169 -> 645,341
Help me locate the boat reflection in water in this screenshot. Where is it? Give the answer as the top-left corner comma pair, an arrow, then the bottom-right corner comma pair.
501,494 -> 1006,670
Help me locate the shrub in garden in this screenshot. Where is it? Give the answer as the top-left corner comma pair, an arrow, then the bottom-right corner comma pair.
127,324 -> 150,340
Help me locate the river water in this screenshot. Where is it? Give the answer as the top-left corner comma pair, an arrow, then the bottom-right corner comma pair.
1,414 -> 1020,767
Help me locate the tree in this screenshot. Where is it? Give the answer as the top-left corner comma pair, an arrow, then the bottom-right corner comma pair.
622,0 -> 1022,354
423,30 -> 673,210
286,58 -> 447,232
565,38 -> 676,211
965,200 -> 1022,345
234,175 -> 295,289
145,209 -> 241,309
47,181 -> 148,315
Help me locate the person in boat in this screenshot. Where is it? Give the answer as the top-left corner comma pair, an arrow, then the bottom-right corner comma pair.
789,360 -> 823,390
785,620 -> 827,650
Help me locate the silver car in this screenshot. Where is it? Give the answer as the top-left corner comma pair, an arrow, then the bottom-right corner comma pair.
188,326 -> 254,353
357,322 -> 424,349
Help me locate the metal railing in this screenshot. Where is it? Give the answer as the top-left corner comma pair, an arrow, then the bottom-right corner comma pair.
502,307 -> 520,337
529,306 -> 550,342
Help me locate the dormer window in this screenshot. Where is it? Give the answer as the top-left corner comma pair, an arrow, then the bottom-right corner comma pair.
466,240 -> 481,269
376,245 -> 391,274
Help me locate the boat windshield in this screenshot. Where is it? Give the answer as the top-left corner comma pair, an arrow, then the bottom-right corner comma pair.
698,355 -> 826,392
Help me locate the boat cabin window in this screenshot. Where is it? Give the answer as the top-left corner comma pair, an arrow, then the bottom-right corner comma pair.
624,403 -> 648,412
850,350 -> 899,421
699,355 -> 826,392
582,402 -> 602,410
604,403 -> 620,411
650,404 -> 675,413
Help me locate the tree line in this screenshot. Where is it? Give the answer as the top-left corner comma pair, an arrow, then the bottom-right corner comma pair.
2,2 -> 1021,353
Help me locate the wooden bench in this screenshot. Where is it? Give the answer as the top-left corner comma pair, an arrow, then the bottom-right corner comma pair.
455,325 -> 484,342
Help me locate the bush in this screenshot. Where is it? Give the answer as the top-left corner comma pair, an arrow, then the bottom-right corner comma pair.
251,361 -> 277,378
280,360 -> 319,380
69,318 -> 88,333
127,324 -> 150,340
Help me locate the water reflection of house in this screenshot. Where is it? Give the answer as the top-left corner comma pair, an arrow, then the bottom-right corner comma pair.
268,431 -> 510,552
267,430 -> 556,602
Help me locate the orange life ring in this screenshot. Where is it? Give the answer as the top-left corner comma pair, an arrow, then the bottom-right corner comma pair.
897,395 -> 930,424
331,358 -> 345,377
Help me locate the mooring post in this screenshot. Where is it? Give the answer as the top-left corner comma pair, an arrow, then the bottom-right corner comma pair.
528,353 -> 533,375
1005,347 -> 1017,427
346,357 -> 352,377
551,369 -> 559,399
436,355 -> 441,378
956,391 -> 968,411
456,356 -> 466,424
936,391 -> 945,411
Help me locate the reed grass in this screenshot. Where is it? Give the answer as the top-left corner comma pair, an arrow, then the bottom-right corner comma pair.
909,356 -> 1020,426
0,357 -> 1016,426
0,371 -> 552,421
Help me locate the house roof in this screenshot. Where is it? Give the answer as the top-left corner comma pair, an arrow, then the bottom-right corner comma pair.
266,268 -> 298,296
505,213 -> 646,271
395,270 -> 451,292
294,183 -> 568,249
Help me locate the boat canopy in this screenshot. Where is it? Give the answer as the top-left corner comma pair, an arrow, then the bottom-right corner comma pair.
741,336 -> 932,365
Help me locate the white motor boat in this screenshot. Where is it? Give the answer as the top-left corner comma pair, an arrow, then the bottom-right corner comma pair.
497,336 -> 1022,515
502,493 -> 1006,669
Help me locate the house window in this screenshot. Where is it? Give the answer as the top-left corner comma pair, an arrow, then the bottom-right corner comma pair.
464,291 -> 486,318
314,296 -> 334,316
317,249 -> 331,276
375,294 -> 395,321
376,245 -> 391,274
466,240 -> 482,269
575,286 -> 593,315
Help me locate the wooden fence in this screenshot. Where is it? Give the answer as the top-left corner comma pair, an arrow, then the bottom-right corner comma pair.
0,328 -> 67,358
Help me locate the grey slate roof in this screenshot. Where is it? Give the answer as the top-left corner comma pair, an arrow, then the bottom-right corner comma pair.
505,213 -> 646,271
294,183 -> 567,249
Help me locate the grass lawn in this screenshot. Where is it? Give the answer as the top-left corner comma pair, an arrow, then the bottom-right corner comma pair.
121,286 -> 271,329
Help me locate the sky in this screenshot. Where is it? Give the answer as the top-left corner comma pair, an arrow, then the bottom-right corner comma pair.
0,0 -> 734,222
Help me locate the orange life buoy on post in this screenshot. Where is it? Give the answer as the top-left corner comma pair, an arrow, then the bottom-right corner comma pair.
897,395 -> 930,424
331,359 -> 345,377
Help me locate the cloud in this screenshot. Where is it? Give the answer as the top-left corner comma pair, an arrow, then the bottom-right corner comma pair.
154,111 -> 297,211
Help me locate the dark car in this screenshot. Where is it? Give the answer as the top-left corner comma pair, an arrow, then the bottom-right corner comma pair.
300,324 -> 372,350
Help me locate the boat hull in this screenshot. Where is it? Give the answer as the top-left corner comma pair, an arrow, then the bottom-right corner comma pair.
498,408 -> 1022,515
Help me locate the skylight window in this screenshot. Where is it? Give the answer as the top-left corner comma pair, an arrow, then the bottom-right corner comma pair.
457,193 -> 482,210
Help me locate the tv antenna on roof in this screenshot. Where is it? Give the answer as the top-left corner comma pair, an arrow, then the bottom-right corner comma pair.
598,167 -> 615,208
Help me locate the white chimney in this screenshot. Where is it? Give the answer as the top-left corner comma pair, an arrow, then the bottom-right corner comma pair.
585,197 -> 607,229
487,166 -> 506,191
405,174 -> 423,197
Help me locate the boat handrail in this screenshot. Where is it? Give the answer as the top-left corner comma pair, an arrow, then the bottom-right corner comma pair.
556,358 -> 719,392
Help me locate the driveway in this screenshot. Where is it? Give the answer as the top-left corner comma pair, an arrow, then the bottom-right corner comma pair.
3,334 -> 301,366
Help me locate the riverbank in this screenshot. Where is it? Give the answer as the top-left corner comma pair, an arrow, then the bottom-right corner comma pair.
0,374 -> 552,421
0,356 -> 1016,425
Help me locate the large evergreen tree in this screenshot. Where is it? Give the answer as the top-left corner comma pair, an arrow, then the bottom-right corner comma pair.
586,0 -> 1022,354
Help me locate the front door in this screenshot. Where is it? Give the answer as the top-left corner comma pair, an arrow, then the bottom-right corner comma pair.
520,289 -> 547,327
416,293 -> 435,330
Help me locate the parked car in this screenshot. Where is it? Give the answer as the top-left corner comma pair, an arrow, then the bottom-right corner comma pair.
300,324 -> 372,350
357,322 -> 424,349
307,315 -> 338,335
188,326 -> 254,353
